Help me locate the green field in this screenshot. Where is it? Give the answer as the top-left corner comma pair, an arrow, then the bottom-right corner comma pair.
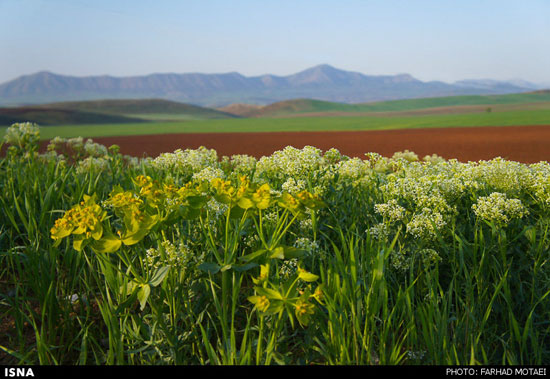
353,91 -> 550,112
1,108 -> 549,140
236,91 -> 550,117
0,99 -> 237,127
2,92 -> 550,140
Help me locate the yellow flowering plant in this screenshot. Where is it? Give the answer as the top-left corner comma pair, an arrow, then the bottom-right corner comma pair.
248,263 -> 323,328
50,194 -> 107,251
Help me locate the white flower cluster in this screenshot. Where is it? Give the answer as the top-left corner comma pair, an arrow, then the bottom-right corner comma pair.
422,153 -> 446,164
294,237 -> 319,254
455,158 -> 534,195
335,157 -> 371,181
222,154 -> 257,176
243,234 -> 261,249
256,145 -> 326,182
472,192 -> 529,225
392,150 -> 419,162
527,162 -> 550,207
281,177 -> 307,195
145,240 -> 193,269
279,258 -> 298,279
323,148 -> 345,164
84,139 -> 109,157
374,199 -> 406,223
417,248 -> 442,268
367,223 -> 390,241
261,209 -> 280,228
150,146 -> 219,179
365,152 -> 391,173
192,166 -> 225,183
3,122 -> 40,148
75,156 -> 111,174
390,248 -> 441,273
382,175 -> 454,222
390,250 -> 411,272
406,208 -> 447,240
406,350 -> 427,362
47,136 -> 109,158
206,198 -> 229,220
298,218 -> 314,234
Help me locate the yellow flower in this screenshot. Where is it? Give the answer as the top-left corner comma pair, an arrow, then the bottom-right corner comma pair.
294,297 -> 315,326
248,295 -> 270,312
296,190 -> 325,210
278,192 -> 302,213
211,178 -> 236,204
251,183 -> 272,209
312,284 -> 324,304
50,217 -> 73,241
50,194 -> 106,250
105,188 -> 143,210
133,175 -> 166,207
252,264 -> 270,285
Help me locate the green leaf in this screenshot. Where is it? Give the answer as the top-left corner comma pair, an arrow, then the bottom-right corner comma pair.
123,212 -> 140,234
269,246 -> 285,259
282,246 -> 307,259
90,222 -> 103,241
265,300 -> 285,315
298,269 -> 319,282
122,227 -> 149,246
91,233 -> 122,254
237,196 -> 254,210
240,249 -> 268,262
187,195 -> 207,209
178,205 -> 201,220
137,284 -> 151,311
114,291 -> 138,314
72,234 -> 86,252
254,286 -> 283,300
52,237 -> 63,248
228,205 -> 247,219
198,262 -> 221,274
232,263 -> 259,272
149,266 -> 170,287
220,264 -> 232,272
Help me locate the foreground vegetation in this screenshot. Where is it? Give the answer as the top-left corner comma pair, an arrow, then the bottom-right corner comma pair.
1,122 -> 549,365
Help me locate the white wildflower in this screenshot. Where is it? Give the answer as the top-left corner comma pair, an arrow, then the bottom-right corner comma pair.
472,192 -> 529,225
406,208 -> 446,240
374,199 -> 406,223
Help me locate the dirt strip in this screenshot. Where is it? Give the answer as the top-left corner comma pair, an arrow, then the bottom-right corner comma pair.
35,125 -> 550,163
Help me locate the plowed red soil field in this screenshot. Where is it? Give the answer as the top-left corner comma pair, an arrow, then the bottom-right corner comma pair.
38,125 -> 550,163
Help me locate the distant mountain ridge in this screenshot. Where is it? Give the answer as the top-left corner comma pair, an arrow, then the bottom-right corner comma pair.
0,64 -> 544,107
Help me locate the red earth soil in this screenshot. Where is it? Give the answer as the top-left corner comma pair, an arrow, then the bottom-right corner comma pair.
34,125 -> 550,163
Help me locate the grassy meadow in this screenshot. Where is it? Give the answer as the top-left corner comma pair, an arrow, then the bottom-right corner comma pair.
1,108 -> 550,141
0,122 -> 549,365
1,91 -> 550,140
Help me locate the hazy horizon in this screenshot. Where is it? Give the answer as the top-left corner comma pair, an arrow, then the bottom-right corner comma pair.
1,0 -> 549,85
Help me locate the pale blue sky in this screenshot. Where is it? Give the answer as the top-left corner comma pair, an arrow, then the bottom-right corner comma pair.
1,0 -> 549,84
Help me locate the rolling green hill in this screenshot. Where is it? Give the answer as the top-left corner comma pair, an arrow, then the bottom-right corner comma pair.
0,107 -> 146,126
34,98 -> 239,121
2,91 -> 549,134
0,98 -> 240,126
221,91 -> 550,118
2,108 -> 549,140
354,90 -> 550,112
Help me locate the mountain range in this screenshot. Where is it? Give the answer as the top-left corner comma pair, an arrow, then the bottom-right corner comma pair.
0,64 -> 546,107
